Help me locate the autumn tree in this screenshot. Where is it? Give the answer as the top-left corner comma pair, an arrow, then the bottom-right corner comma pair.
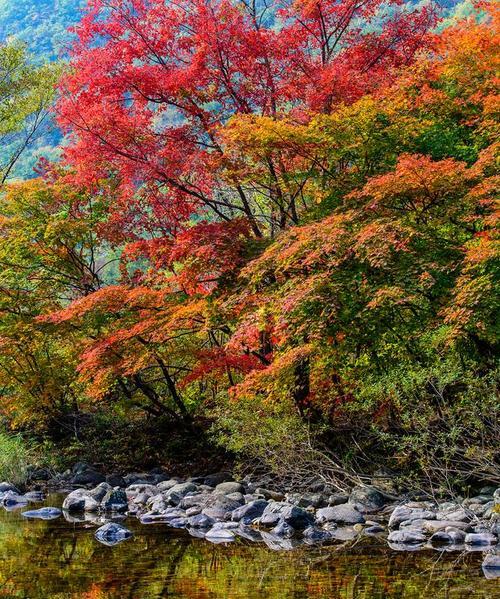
57,0 -> 436,237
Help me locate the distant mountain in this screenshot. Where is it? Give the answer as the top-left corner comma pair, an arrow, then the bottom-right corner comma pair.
0,0 -> 86,60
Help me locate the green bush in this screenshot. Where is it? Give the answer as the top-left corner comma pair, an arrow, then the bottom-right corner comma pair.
0,432 -> 31,487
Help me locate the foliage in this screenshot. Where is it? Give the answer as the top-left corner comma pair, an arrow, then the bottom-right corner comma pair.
0,2 -> 497,486
0,432 -> 31,486
0,42 -> 59,184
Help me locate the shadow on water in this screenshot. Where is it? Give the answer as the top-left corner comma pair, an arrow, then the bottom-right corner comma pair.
0,495 -> 497,598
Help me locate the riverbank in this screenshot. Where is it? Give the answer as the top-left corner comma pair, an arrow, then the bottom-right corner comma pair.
1,464 -> 499,577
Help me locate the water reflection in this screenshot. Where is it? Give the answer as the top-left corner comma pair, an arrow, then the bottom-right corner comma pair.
0,495 -> 496,598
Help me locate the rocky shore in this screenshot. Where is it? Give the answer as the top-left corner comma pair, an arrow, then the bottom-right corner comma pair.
1,464 -> 499,577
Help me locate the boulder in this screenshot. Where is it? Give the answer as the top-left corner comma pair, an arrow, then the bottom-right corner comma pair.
287,493 -> 327,509
0,482 -> 21,495
204,472 -> 233,487
188,513 -> 215,528
95,522 -> 133,546
62,489 -> 99,512
388,505 -> 435,529
71,469 -> 105,485
101,488 -> 128,512
316,504 -> 365,525
349,486 -> 387,513
202,496 -> 242,521
430,528 -> 466,545
259,502 -> 290,527
231,499 -> 268,523
106,474 -> 126,488
1,491 -> 28,507
22,507 -> 62,520
88,483 -> 112,503
280,505 -> 315,530
388,530 -> 426,544
214,481 -> 245,496
327,494 -> 349,506
254,488 -> 284,501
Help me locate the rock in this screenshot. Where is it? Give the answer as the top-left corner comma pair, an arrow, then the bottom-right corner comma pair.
236,525 -> 262,542
179,493 -> 211,510
349,486 -> 387,513
125,483 -> 156,498
255,488 -> 284,501
28,468 -> 51,482
106,474 -> 126,487
202,496 -> 242,521
62,489 -> 99,512
204,472 -> 233,487
328,494 -> 349,506
436,506 -> 471,522
316,504 -> 365,525
101,488 -> 128,512
271,520 -> 295,538
465,533 -> 498,546
286,493 -> 327,509
419,520 -> 471,534
156,479 -> 181,492
388,530 -> 426,544
231,499 -> 268,523
164,482 -> 198,506
214,481 -> 245,495
24,491 -> 45,502
205,527 -> 236,542
22,507 -> 62,520
0,482 -> 21,494
482,553 -> 500,570
1,492 -> 28,507
88,483 -> 112,503
225,492 -> 245,504
188,513 -> 215,528
71,469 -> 105,485
365,524 -> 385,534
388,505 -> 435,529
302,526 -> 333,543
259,501 -> 289,527
280,505 -> 315,529
95,522 -> 133,546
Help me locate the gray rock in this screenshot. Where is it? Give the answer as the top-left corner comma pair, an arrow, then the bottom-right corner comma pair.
179,493 -> 211,510
420,520 -> 471,534
204,472 -> 233,487
62,489 -> 99,512
71,469 -> 105,485
259,501 -> 289,527
22,507 -> 62,520
202,496 -> 242,521
388,530 -> 426,544
255,488 -> 284,501
349,486 -> 387,513
465,533 -> 497,546
280,505 -> 315,529
388,505 -> 435,529
101,488 -> 128,512
0,482 -> 20,494
214,482 -> 245,495
156,479 -> 181,492
316,504 -> 364,525
287,493 -> 327,509
106,474 -> 126,487
95,522 -> 133,546
365,524 -> 385,534
89,483 -> 112,503
436,506 -> 471,522
185,506 -> 202,517
328,494 -> 349,506
231,499 -> 268,523
188,513 -> 215,528
1,491 -> 28,507
225,492 -> 245,504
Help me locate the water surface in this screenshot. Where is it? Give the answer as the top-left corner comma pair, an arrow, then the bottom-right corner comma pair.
0,495 -> 498,598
